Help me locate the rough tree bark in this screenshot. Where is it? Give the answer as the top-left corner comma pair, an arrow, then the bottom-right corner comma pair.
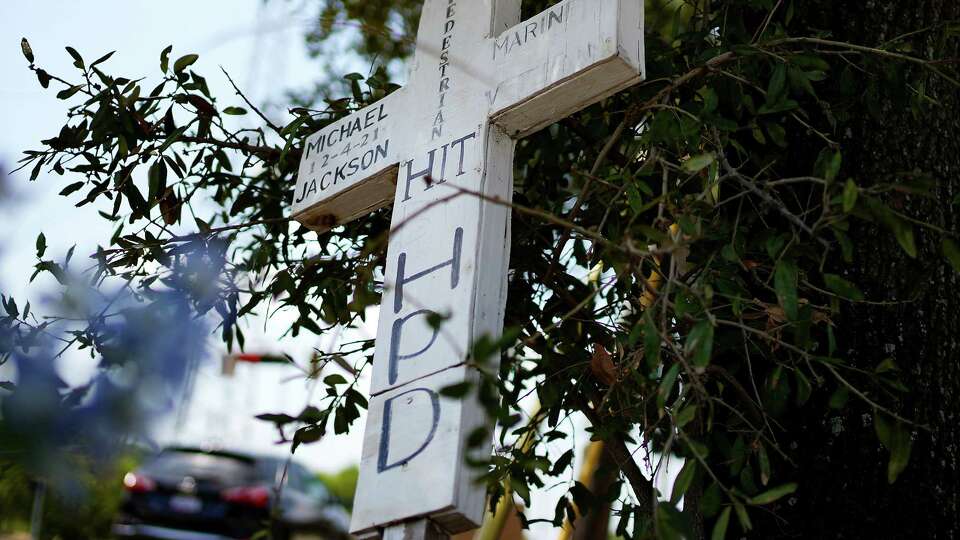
755,1 -> 960,538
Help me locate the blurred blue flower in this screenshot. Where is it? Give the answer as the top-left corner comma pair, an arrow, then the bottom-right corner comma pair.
0,251 -> 217,494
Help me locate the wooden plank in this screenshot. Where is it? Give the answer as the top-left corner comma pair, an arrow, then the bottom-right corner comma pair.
355,518 -> 450,540
293,164 -> 398,232
293,91 -> 406,230
384,520 -> 450,540
488,0 -> 643,137
351,366 -> 489,537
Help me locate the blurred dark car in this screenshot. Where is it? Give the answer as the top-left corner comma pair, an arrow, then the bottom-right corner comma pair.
113,447 -> 350,540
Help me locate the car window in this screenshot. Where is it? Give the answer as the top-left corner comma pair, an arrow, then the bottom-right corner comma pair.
255,459 -> 283,485
305,477 -> 330,500
286,463 -> 307,491
143,450 -> 257,483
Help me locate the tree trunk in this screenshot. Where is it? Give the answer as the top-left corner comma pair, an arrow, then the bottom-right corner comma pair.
754,1 -> 960,537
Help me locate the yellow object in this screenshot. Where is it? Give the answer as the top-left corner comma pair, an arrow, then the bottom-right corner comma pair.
477,482 -> 515,540
477,406 -> 543,540
640,223 -> 680,309
557,441 -> 607,540
558,223 -> 678,540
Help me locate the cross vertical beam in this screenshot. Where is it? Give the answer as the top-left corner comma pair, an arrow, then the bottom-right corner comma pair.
291,1 -> 643,538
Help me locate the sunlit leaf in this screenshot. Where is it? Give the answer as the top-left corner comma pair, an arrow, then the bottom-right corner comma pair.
942,238 -> 960,273
21,37 -> 34,63
173,53 -> 199,74
749,483 -> 797,505
683,153 -> 715,173
823,273 -> 865,301
775,259 -> 799,321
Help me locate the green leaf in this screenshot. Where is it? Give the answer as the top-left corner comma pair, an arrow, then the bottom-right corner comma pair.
36,233 -> 46,258
158,126 -> 187,153
757,443 -> 771,486
867,197 -> 918,258
35,69 -> 51,88
894,223 -> 917,258
292,425 -> 324,452
148,160 -> 168,204
510,476 -> 531,507
550,449 -> 575,476
3,297 -> 19,318
700,87 -> 718,113
875,358 -> 898,374
643,312 -> 661,370
749,483 -> 797,505
766,63 -> 788,103
59,181 -> 84,196
160,45 -> 173,72
823,273 -> 865,301
426,311 -> 450,329
842,179 -> 858,213
255,413 -> 296,426
825,151 -> 842,183
670,459 -> 697,504
774,259 -> 799,321
90,50 -> 115,68
191,218 -> 210,237
30,159 -> 43,182
657,363 -> 681,408
655,504 -> 690,540
65,46 -> 84,69
766,234 -> 787,259
439,381 -> 472,398
875,414 -> 913,483
323,374 -> 347,386
758,98 -> 799,115
21,38 -> 34,64
223,106 -> 248,115
828,385 -> 849,409
787,67 -> 817,98
711,507 -> 731,540
733,501 -> 752,531
874,412 -> 893,448
683,153 -> 715,173
675,404 -> 698,429
56,85 -> 83,100
173,53 -> 199,74
766,122 -> 788,147
122,177 -> 148,216
685,320 -> 714,367
942,238 -> 960,273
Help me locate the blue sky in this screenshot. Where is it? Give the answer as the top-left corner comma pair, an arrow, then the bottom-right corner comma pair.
0,0 -> 371,472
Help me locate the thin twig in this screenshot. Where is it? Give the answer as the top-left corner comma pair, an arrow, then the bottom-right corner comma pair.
221,67 -> 284,135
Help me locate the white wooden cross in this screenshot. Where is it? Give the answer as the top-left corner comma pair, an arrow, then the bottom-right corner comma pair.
291,0 -> 643,537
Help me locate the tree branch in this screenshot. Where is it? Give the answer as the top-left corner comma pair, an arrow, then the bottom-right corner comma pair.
578,395 -> 655,509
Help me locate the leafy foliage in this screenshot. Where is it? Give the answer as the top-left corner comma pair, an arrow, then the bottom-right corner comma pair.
7,0 -> 959,538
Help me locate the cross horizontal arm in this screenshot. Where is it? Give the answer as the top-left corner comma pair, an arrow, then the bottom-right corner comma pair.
293,90 -> 408,231
487,0 -> 643,137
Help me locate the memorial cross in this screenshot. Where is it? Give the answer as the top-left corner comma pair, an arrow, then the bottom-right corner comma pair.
291,0 -> 643,537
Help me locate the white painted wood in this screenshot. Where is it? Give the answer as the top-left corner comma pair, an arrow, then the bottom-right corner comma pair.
351,366 -> 488,537
293,0 -> 641,231
290,0 -> 644,536
292,91 -> 407,232
379,520 -> 449,540
488,0 -> 644,137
